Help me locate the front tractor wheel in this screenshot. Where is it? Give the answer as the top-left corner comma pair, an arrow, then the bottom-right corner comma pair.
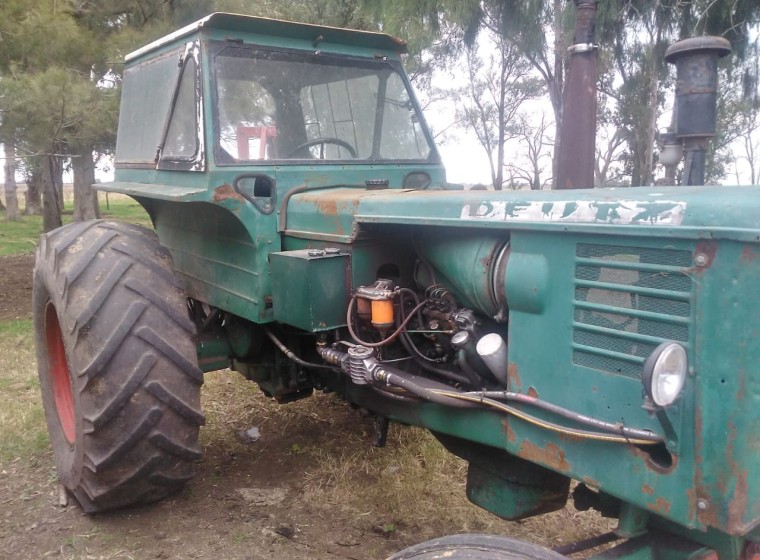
388,534 -> 568,560
33,220 -> 204,513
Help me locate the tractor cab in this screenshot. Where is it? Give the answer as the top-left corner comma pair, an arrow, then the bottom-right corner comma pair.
111,12 -> 443,189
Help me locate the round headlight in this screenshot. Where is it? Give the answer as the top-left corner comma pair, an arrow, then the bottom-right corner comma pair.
642,342 -> 688,407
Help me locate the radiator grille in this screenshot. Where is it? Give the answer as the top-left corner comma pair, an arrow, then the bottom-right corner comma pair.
573,243 -> 693,379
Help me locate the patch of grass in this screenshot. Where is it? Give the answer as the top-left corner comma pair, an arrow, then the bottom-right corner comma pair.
0,319 -> 49,463
294,396 -> 614,549
197,371 -> 613,548
0,193 -> 152,257
300,422 -> 502,535
0,214 -> 43,256
99,193 -> 152,228
0,319 -> 33,336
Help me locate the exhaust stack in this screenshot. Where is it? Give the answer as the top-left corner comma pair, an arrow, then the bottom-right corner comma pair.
556,0 -> 599,190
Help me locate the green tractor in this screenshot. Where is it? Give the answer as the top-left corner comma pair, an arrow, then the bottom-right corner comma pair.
33,11 -> 760,559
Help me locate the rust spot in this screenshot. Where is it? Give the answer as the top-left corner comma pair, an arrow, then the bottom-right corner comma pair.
721,421 -> 739,495
727,469 -> 749,532
694,404 -> 704,459
648,496 -> 672,515
507,362 -> 521,392
697,500 -> 719,528
693,240 -> 718,271
527,386 -> 539,398
212,184 -> 245,203
741,245 -> 759,263
315,197 -> 339,216
686,488 -> 698,519
503,420 -> 516,443
629,445 -> 677,474
518,441 -> 571,473
642,484 -> 655,495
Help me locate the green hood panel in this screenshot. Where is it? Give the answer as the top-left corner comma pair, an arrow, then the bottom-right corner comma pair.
284,185 -> 760,242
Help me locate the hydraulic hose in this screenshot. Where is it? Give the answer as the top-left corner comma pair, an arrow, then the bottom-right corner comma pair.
462,390 -> 659,442
264,328 -> 340,371
317,344 -> 662,446
430,389 -> 662,445
371,368 -> 471,407
367,363 -> 662,446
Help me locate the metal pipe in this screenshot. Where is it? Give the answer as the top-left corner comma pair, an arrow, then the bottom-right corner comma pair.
556,0 -> 598,190
264,328 -> 339,370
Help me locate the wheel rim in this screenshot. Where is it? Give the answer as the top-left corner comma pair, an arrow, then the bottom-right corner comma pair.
45,302 -> 76,444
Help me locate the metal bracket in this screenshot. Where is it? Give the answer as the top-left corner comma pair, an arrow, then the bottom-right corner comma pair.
567,43 -> 599,54
373,415 -> 389,447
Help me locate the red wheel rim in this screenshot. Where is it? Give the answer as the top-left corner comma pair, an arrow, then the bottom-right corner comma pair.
45,303 -> 76,444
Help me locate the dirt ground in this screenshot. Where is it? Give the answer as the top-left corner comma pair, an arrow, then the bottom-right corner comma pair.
1,255 -> 434,560
0,254 -> 34,321
0,254 -> 610,559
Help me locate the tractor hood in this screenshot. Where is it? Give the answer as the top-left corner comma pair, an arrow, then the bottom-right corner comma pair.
283,184 -> 760,243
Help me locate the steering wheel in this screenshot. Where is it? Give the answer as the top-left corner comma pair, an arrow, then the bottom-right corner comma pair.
287,137 -> 357,159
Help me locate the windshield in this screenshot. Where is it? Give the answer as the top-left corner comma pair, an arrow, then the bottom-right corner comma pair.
213,45 -> 434,163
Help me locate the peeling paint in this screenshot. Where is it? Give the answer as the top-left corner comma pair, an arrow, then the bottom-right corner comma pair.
507,362 -> 521,392
693,240 -> 718,270
503,420 -> 516,444
315,197 -> 340,216
727,470 -> 749,532
460,200 -> 686,225
741,245 -> 759,263
642,484 -> 655,495
648,496 -> 672,515
212,184 -> 245,203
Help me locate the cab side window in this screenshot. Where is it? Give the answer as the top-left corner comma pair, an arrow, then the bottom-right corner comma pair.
159,42 -> 204,171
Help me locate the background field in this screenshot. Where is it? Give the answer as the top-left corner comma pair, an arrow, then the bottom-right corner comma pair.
0,195 -> 612,559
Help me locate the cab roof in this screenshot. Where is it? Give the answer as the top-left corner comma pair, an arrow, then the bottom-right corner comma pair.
125,12 -> 407,62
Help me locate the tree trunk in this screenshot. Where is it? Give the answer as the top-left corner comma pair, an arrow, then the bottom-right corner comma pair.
25,168 -> 43,215
72,147 -> 99,221
642,47 -> 659,186
3,141 -> 20,221
42,155 -> 63,232
550,0 -> 564,189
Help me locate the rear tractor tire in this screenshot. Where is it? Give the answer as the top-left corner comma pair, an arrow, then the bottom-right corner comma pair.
33,220 -> 204,513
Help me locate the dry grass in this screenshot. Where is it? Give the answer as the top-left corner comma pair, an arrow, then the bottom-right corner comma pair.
199,369 -> 615,550
0,320 -> 49,463
298,413 -> 615,548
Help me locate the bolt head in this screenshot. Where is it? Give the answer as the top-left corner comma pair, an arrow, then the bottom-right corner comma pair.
694,253 -> 708,267
697,499 -> 709,511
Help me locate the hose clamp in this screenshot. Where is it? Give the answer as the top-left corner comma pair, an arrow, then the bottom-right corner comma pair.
567,43 -> 599,54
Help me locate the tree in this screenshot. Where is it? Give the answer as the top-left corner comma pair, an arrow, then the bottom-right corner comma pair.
0,0 -> 223,230
3,136 -> 19,220
594,126 -> 626,187
454,13 -> 544,190
607,0 -> 760,186
725,43 -> 760,185
506,113 -> 554,190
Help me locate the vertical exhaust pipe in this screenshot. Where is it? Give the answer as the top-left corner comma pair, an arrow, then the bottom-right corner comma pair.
665,37 -> 731,186
556,0 -> 598,190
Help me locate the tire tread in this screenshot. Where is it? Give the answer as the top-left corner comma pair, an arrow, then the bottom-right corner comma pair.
34,220 -> 203,513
